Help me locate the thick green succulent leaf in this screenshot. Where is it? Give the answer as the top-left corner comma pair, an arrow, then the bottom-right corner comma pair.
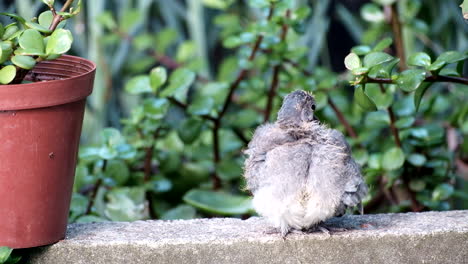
160,205 -> 197,220
396,69 -> 427,92
373,37 -> 392,52
408,52 -> 431,68
432,184 -> 454,201
0,41 -> 13,64
45,28 -> 73,55
364,52 -> 394,68
149,67 -> 167,92
361,3 -> 385,23
382,147 -> 405,171
125,75 -> 151,94
11,55 -> 36,70
160,68 -> 196,103
25,21 -> 52,34
354,85 -> 378,111
177,117 -> 204,144
19,29 -> 45,55
183,189 -> 253,215
0,247 -> 14,263
344,53 -> 361,70
0,65 -> 16,84
414,82 -> 433,112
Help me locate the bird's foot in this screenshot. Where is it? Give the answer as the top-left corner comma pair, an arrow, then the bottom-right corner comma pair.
305,224 -> 348,236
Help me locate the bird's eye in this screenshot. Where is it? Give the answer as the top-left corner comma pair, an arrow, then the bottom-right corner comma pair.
311,104 -> 316,111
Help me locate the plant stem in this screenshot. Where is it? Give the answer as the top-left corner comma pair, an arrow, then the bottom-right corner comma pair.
209,6 -> 275,189
264,9 -> 290,122
389,3 -> 406,70
85,159 -> 107,215
327,97 -> 358,139
378,84 -> 401,147
368,75 -> 468,86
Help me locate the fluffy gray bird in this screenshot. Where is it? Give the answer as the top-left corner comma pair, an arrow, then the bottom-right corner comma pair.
243,90 -> 368,237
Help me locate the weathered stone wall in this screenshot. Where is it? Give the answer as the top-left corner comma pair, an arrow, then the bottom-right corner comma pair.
22,210 -> 468,264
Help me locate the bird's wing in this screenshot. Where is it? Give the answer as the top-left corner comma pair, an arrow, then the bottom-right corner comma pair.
243,123 -> 294,192
327,129 -> 368,215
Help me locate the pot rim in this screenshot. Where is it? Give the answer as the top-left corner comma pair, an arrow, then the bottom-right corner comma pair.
0,55 -> 96,111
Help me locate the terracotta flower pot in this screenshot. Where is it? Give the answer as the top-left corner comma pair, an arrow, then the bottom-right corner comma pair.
0,55 -> 95,248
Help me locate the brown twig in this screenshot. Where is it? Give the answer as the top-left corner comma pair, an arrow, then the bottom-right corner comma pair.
264,9 -> 291,122
327,98 -> 358,139
378,84 -> 401,147
389,3 -> 406,70
368,75 -> 468,86
209,6 -> 275,189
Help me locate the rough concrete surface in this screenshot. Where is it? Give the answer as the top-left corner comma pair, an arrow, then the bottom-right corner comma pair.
22,210 -> 468,264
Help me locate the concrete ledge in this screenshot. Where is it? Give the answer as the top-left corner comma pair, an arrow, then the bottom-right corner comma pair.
23,210 -> 468,264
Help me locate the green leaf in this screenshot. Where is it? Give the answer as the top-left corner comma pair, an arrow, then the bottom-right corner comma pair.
105,187 -> 147,221
125,75 -> 151,94
0,65 -> 16,84
407,153 -> 426,166
143,98 -> 170,120
365,83 -> 393,109
361,3 -> 385,22
462,0 -> 468,19
183,189 -> 252,215
368,58 -> 400,78
45,28 -> 73,55
395,116 -> 415,129
427,60 -> 446,72
177,118 -> 203,144
0,41 -> 13,64
223,36 -> 242,48
408,52 -> 431,67
354,85 -> 377,111
2,24 -> 20,41
344,53 -> 361,70
414,82 -> 432,112
38,11 -> 53,28
352,67 -> 369,75
432,184 -> 454,201
25,22 -> 52,34
364,52 -> 394,68
216,159 -> 243,181
11,55 -> 36,70
409,180 -> 426,192
396,69 -> 426,92
373,0 -> 397,6
161,205 -> 197,220
437,51 -> 468,64
382,147 -> 405,171
203,0 -> 233,9
19,29 -> 45,55
0,247 -> 13,263
160,68 -> 196,103
41,0 -> 55,6
0,13 -> 26,25
105,160 -> 130,185
188,96 -> 215,116
373,37 -> 392,52
351,45 -> 371,56
120,9 -> 141,33
96,11 -> 117,30
149,67 -> 167,92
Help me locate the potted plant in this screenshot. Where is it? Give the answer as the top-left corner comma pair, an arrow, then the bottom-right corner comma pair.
0,0 -> 95,248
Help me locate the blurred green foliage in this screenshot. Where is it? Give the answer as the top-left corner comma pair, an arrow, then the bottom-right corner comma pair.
4,0 -> 467,222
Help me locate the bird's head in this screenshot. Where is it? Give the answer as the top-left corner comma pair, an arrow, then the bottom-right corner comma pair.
277,90 -> 316,127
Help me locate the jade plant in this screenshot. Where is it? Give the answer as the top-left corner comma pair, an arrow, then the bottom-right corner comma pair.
0,0 -> 80,84
69,0 -> 468,223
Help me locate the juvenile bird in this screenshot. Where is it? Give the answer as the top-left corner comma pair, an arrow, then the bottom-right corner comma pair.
243,90 -> 368,237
